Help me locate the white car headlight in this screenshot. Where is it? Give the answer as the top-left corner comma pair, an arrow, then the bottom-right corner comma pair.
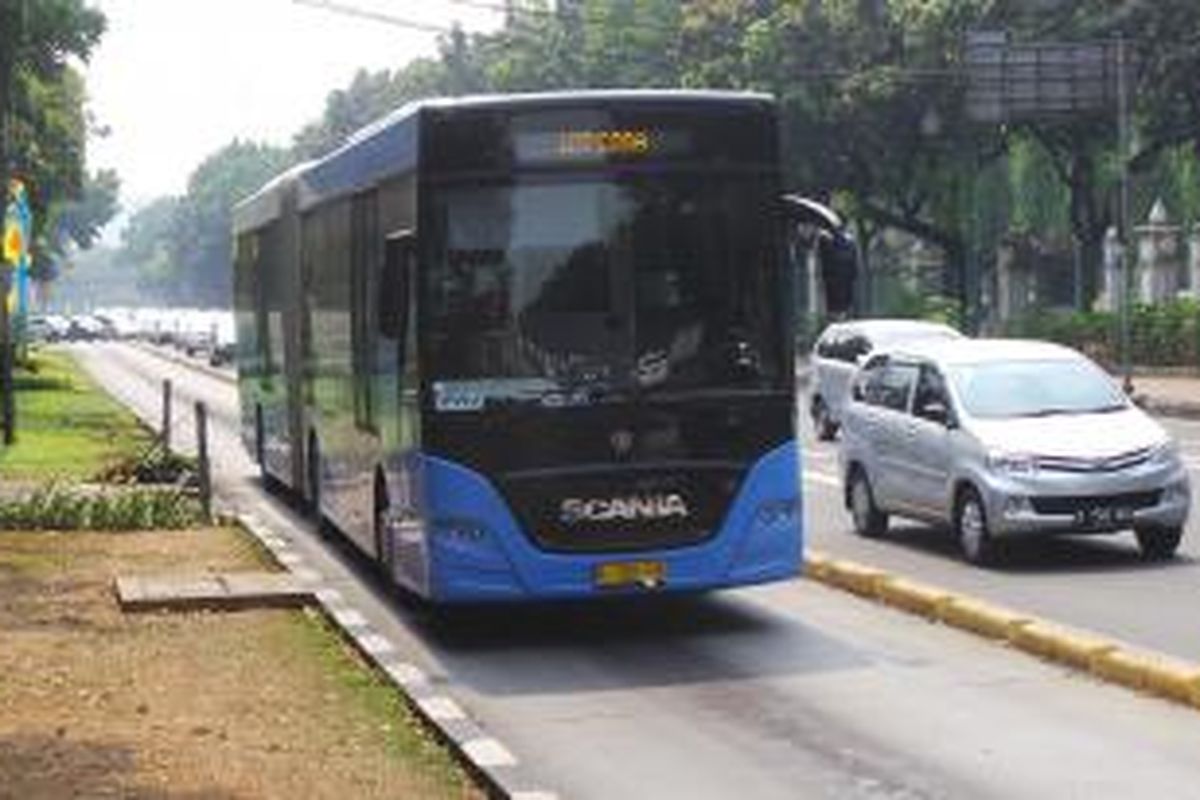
986,452 -> 1038,475
1150,440 -> 1182,467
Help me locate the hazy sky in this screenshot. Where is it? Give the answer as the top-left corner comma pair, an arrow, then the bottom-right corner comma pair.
85,0 -> 501,209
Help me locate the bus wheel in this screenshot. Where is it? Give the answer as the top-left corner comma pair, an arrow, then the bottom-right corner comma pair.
307,435 -> 322,519
254,405 -> 265,468
374,473 -> 394,577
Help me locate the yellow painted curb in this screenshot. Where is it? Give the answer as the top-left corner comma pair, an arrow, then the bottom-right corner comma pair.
874,577 -> 955,618
803,551 -> 833,581
1091,649 -> 1200,705
803,553 -> 1200,714
819,559 -> 888,598
1009,621 -> 1118,670
937,597 -> 1031,641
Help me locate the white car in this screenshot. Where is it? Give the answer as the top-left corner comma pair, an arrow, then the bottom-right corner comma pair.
809,319 -> 962,440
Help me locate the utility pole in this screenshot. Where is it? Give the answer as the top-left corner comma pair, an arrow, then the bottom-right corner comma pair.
1116,36 -> 1133,395
0,0 -> 19,445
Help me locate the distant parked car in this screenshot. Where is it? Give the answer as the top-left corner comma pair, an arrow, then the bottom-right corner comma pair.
839,338 -> 1192,565
66,315 -> 110,341
809,319 -> 962,440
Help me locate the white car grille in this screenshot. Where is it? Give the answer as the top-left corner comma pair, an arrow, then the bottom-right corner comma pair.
1034,447 -> 1153,473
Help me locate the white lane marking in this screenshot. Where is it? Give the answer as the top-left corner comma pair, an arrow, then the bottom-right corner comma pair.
803,471 -> 841,488
315,588 -> 345,607
331,607 -> 369,629
381,661 -> 428,687
357,633 -> 398,657
417,696 -> 468,722
292,567 -> 323,585
463,738 -> 518,768
277,551 -> 305,567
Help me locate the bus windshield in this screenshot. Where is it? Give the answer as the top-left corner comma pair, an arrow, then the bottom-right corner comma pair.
427,174 -> 784,408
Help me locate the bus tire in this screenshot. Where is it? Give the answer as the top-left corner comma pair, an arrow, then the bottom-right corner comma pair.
307,433 -> 322,519
374,471 -> 394,577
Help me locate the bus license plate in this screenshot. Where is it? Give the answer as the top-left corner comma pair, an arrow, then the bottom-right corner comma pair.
595,560 -> 666,589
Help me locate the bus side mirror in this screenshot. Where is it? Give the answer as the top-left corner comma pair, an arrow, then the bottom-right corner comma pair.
380,231 -> 415,340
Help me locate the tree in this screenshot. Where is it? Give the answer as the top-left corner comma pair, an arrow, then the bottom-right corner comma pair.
34,167 -> 120,282
119,142 -> 292,306
0,0 -> 106,237
118,197 -> 179,301
0,0 -> 105,443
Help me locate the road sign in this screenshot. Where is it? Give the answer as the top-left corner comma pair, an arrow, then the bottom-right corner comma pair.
965,31 -> 1122,123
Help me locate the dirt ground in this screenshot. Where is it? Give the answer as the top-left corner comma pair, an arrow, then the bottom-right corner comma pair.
0,527 -> 480,799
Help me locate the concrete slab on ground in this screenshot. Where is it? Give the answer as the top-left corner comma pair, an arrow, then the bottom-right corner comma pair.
115,571 -> 314,612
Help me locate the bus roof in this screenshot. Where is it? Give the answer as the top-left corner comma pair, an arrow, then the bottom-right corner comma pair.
235,89 -> 777,230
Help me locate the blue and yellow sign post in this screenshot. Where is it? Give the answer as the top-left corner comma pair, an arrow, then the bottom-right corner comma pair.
1,178 -> 31,445
3,178 -> 32,341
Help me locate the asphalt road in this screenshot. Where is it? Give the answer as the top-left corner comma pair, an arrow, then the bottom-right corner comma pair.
74,342 -> 1200,800
800,407 -> 1200,663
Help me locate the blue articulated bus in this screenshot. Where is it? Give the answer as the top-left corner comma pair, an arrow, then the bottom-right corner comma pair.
232,90 -> 805,603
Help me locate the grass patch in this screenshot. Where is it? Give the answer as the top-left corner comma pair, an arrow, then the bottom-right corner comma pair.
0,348 -> 154,481
288,610 -> 477,794
0,527 -> 482,799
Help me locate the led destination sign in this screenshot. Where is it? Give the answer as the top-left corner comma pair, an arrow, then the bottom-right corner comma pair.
425,105 -> 776,172
559,129 -> 653,157
515,127 -> 684,164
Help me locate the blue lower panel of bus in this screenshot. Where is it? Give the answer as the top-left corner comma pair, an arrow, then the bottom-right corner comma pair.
419,441 -> 801,603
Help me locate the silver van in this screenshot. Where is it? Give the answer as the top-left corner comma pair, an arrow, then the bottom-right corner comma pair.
839,339 -> 1191,564
809,319 -> 961,440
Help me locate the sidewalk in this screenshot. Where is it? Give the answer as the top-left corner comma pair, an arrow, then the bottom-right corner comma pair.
1129,374 -> 1200,420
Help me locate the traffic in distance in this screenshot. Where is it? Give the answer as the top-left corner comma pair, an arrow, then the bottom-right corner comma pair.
818,332 -> 1192,564
26,307 -> 236,366
230,90 -> 856,603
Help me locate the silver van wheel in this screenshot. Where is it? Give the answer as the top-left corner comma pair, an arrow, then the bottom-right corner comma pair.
1135,526 -> 1182,560
813,397 -> 838,441
957,488 -> 995,566
849,469 -> 887,537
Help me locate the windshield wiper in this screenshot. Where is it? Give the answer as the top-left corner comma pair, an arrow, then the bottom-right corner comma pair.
1016,407 -> 1077,418
1083,404 -> 1128,414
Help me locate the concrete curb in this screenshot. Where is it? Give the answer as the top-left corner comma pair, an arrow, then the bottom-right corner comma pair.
805,549 -> 1200,712
233,511 -> 558,800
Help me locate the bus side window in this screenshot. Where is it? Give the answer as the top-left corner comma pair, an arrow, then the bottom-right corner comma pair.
381,231 -> 415,343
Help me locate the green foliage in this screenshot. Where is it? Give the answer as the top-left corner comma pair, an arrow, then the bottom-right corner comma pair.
117,142 -> 292,305
1006,300 -> 1200,369
99,444 -> 196,485
85,0 -> 1200,315
876,286 -> 965,330
0,484 -> 205,531
0,350 -> 153,481
0,0 -> 108,277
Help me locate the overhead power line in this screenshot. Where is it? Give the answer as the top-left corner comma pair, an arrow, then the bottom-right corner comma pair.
293,0 -> 453,34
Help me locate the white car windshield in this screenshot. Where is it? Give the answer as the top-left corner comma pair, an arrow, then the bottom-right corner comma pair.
948,358 -> 1128,418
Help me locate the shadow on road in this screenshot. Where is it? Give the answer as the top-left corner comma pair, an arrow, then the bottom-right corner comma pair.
408,590 -> 874,696
865,520 -> 1194,575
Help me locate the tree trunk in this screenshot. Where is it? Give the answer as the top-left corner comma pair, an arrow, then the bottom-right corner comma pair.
1078,227 -> 1106,311
0,15 -> 15,445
